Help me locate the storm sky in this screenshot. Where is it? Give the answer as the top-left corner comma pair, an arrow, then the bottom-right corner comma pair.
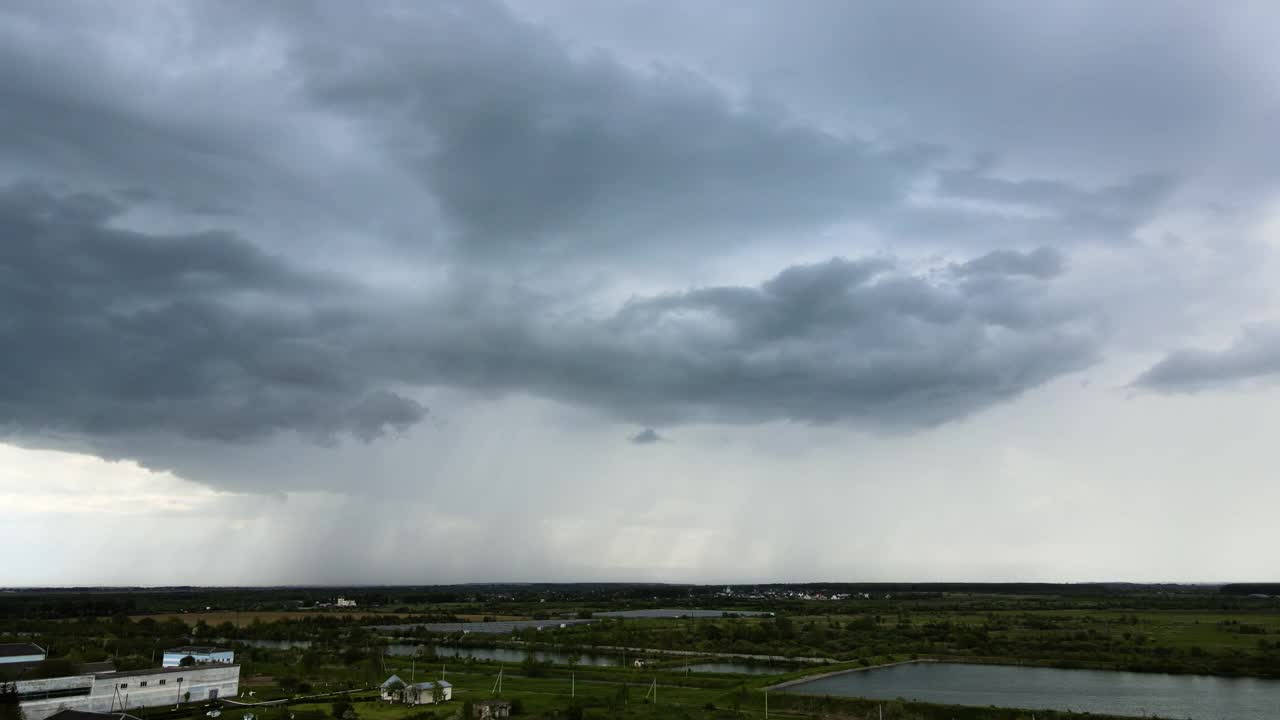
4,1 -> 1280,585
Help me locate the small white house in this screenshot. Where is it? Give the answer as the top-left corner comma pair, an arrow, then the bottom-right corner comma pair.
162,647 -> 234,668
379,674 -> 406,701
336,597 -> 357,608
0,642 -> 46,665
380,676 -> 450,705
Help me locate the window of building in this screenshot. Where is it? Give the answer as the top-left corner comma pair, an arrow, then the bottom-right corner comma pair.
160,680 -> 166,686
119,684 -> 128,689
140,682 -> 147,687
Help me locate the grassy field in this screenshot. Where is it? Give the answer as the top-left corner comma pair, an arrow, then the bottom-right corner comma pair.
195,660 -> 1147,720
785,608 -> 1280,653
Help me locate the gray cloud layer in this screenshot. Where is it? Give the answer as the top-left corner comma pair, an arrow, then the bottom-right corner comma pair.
0,183 -> 426,444
0,178 -> 1094,463
287,2 -> 940,259
415,252 -> 1097,429
0,0 -> 1272,496
6,0 -> 1280,586
1134,326 -> 1280,392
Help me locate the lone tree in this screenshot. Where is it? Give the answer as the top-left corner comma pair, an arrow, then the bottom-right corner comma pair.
1,682 -> 25,720
179,655 -> 197,667
430,683 -> 444,706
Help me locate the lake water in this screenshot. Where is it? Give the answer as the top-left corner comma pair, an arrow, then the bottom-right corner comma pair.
385,644 -> 625,667
594,609 -> 771,619
782,662 -> 1280,720
682,663 -> 784,675
223,638 -> 313,649
370,619 -> 596,634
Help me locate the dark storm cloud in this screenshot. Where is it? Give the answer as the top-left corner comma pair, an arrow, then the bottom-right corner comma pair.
285,1 -> 939,256
0,10 -> 259,214
0,183 -> 426,444
1132,326 -> 1280,392
411,253 -> 1099,429
0,0 -> 1230,489
0,180 -> 1097,460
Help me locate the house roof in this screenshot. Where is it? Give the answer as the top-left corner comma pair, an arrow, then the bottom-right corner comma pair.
0,642 -> 44,658
380,674 -> 404,688
98,663 -> 239,680
476,699 -> 511,707
408,681 -> 451,690
164,646 -> 232,654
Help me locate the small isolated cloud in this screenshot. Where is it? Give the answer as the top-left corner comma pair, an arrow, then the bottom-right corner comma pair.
630,428 -> 663,445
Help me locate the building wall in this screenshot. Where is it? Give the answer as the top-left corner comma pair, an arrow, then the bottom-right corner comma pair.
405,686 -> 451,705
19,665 -> 240,720
161,650 -> 234,668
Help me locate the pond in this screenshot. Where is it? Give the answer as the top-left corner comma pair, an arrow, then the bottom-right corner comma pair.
223,638 -> 313,649
781,662 -> 1280,720
385,644 -> 626,667
594,609 -> 771,619
681,662 -> 784,676
370,619 -> 595,634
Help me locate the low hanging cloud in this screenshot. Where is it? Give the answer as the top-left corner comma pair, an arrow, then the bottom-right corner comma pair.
630,428 -> 664,445
1133,325 -> 1280,392
432,253 -> 1099,429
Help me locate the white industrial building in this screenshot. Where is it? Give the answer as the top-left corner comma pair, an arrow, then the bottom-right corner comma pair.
161,646 -> 234,668
1,642 -> 47,665
16,662 -> 240,720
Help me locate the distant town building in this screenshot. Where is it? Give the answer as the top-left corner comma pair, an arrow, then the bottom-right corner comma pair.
0,643 -> 47,665
335,597 -> 357,608
472,699 -> 512,719
161,647 -> 234,668
16,662 -> 240,720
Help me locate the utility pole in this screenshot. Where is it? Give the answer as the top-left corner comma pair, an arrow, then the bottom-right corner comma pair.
571,672 -> 575,698
764,690 -> 768,719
